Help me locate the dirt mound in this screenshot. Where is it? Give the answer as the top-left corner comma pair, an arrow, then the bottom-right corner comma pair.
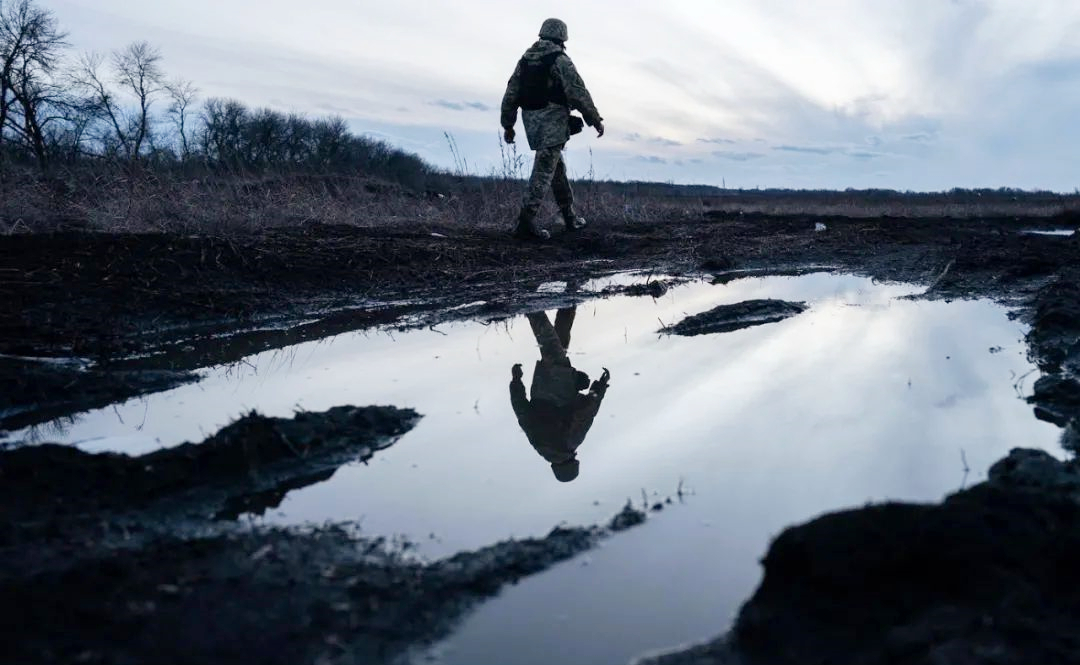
661,299 -> 808,336
1,406 -> 419,546
643,449 -> 1080,665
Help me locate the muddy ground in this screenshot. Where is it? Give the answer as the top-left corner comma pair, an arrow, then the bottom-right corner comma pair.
0,404 -> 650,665
4,209 -> 1080,663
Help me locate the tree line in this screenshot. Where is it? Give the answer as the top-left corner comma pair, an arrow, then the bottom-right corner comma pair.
0,0 -> 434,188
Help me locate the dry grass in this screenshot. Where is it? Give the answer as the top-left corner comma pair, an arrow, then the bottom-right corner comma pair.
4,161 -> 1078,237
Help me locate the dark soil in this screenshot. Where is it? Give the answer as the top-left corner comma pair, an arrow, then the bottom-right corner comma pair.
661,298 -> 808,336
0,405 -> 648,665
4,211 -> 1079,434
4,212 -> 1080,434
1,406 -> 419,580
0,518 -> 630,665
643,449 -> 1080,665
5,207 -> 1080,664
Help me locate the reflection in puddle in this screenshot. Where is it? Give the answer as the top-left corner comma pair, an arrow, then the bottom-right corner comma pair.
10,272 -> 1063,664
512,308 -> 610,483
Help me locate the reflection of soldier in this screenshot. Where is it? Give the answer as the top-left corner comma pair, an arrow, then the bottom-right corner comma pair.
501,18 -> 605,241
510,307 -> 610,482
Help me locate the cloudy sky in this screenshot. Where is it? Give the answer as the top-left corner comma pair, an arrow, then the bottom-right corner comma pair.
48,0 -> 1080,191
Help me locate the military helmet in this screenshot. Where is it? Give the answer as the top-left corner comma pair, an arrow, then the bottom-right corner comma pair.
551,458 -> 579,482
539,18 -> 568,43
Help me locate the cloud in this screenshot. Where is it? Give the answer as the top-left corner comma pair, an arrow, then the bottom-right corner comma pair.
50,0 -> 1080,190
430,100 -> 491,112
713,151 -> 765,161
626,133 -> 680,147
633,155 -> 667,164
773,145 -> 840,155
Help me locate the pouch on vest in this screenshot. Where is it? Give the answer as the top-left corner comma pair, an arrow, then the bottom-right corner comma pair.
519,52 -> 568,110
569,114 -> 584,135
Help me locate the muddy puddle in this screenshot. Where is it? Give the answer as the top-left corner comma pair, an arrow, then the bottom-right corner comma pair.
5,272 -> 1065,664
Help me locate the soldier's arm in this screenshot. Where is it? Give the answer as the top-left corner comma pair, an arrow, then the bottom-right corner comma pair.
510,371 -> 530,421
553,56 -> 603,128
500,61 -> 524,130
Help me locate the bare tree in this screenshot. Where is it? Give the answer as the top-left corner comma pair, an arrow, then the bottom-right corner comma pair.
72,51 -> 128,158
72,41 -> 165,162
164,77 -> 196,159
112,41 -> 163,160
0,0 -> 68,169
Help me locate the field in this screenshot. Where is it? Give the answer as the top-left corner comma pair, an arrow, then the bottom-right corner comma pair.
4,176 -> 1080,664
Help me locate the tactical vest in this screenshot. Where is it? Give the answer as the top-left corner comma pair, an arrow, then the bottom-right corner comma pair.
518,51 -> 568,110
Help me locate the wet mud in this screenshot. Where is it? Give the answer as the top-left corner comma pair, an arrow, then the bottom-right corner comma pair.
1,406 -> 418,578
0,355 -> 197,433
4,213 -> 1079,433
5,208 -> 1080,663
643,449 -> 1080,665
0,405 -> 647,665
660,299 -> 808,336
3,516 -> 641,665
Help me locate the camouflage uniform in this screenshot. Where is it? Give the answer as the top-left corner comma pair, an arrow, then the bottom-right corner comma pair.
501,20 -> 603,238
509,308 -> 609,482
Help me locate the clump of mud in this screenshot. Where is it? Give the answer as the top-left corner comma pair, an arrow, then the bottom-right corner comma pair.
1024,281 -> 1080,448
2,406 -> 419,524
602,279 -> 675,299
661,299 -> 808,336
641,448 -> 1080,665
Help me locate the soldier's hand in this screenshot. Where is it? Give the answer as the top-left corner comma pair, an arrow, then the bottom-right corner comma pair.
504,127 -> 515,144
600,368 -> 610,384
512,363 -> 524,380
595,122 -> 605,138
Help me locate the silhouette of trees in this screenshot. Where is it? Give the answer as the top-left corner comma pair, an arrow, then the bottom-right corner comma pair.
0,0 -> 68,169
0,0 -> 438,189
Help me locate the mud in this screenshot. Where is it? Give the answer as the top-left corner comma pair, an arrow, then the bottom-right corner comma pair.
5,207 -> 1080,663
4,213 -> 1079,433
1,406 -> 419,578
660,299 -> 808,336
643,449 -> 1080,665
0,405 -> 648,665
1,517 -> 638,665
0,355 -> 197,433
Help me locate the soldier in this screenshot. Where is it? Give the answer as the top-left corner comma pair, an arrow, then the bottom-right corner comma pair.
501,18 -> 605,240
510,307 -> 611,482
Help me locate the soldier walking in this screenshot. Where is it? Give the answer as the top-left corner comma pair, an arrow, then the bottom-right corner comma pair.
501,18 -> 605,240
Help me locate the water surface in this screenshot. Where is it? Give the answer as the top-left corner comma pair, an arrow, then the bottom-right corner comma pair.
10,272 -> 1062,664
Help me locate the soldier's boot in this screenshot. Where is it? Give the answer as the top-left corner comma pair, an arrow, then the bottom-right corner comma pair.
512,207 -> 550,240
561,207 -> 587,232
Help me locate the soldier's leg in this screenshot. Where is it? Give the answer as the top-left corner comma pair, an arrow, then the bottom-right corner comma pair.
551,152 -> 584,230
553,307 -> 576,349
514,146 -> 562,239
527,312 -> 570,364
